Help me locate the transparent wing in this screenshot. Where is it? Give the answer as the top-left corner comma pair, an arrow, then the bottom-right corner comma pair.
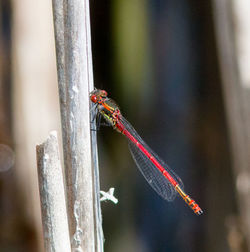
121,116 -> 184,201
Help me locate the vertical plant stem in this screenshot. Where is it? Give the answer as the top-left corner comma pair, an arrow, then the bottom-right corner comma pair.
64,0 -> 95,249
52,0 -> 104,251
213,0 -> 250,249
36,131 -> 71,252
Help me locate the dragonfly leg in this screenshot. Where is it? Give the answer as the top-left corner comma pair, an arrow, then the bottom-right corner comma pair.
90,104 -> 98,123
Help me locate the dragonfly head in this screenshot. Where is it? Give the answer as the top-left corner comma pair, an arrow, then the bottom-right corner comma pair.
90,89 -> 108,103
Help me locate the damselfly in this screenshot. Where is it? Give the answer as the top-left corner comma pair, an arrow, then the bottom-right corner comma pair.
90,89 -> 203,215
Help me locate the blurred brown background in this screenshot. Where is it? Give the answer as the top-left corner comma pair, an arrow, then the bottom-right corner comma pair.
0,0 -> 250,251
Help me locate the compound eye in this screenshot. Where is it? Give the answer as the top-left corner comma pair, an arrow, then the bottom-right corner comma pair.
91,95 -> 97,103
100,90 -> 108,97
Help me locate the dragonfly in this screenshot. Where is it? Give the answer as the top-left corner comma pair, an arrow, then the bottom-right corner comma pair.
90,89 -> 203,215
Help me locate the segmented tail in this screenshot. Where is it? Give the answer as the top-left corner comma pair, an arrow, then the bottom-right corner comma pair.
175,185 -> 203,215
